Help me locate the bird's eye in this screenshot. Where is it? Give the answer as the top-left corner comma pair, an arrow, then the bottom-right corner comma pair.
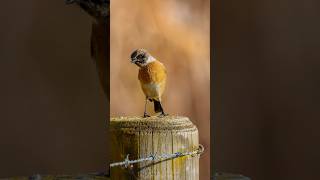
131,51 -> 138,59
137,54 -> 143,59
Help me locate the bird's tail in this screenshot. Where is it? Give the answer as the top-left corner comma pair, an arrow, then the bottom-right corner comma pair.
154,100 -> 163,113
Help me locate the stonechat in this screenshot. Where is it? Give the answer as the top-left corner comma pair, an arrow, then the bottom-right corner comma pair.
130,49 -> 168,117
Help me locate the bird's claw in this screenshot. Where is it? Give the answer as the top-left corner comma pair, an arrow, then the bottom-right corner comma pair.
158,113 -> 168,118
143,113 -> 150,118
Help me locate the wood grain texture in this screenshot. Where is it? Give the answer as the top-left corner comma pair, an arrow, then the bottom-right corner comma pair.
110,116 -> 199,180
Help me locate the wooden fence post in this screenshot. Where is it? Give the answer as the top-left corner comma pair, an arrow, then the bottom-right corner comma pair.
110,116 -> 199,180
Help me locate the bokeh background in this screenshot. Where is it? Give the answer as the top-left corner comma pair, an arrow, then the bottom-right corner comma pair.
110,0 -> 210,179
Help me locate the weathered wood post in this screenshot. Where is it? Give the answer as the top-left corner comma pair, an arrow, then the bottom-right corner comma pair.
110,116 -> 200,180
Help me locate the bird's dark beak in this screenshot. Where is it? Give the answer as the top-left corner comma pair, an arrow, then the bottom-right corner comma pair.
131,58 -> 137,64
131,59 -> 142,67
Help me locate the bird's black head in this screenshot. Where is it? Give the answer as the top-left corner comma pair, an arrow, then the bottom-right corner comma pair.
130,49 -> 150,67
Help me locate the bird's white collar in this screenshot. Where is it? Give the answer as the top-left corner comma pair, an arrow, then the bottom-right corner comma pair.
146,56 -> 156,64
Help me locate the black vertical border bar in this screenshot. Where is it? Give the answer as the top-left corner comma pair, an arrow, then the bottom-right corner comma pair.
104,14 -> 111,175
104,16 -> 110,102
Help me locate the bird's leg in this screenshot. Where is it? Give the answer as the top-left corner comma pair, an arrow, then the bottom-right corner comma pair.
158,101 -> 168,117
143,97 -> 150,118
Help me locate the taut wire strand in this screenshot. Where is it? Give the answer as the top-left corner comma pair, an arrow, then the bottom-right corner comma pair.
110,144 -> 204,168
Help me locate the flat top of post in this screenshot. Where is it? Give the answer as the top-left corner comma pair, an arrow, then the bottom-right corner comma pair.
110,116 -> 197,131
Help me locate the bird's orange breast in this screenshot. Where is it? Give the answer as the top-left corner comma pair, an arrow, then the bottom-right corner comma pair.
138,60 -> 167,84
138,60 -> 167,99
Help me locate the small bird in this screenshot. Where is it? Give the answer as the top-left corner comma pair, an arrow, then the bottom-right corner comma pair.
130,49 -> 168,117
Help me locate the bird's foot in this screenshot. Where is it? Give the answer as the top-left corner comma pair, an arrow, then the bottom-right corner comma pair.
143,113 -> 150,118
158,112 -> 168,118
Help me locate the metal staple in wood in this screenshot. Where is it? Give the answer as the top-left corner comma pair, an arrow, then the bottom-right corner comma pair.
109,144 -> 204,168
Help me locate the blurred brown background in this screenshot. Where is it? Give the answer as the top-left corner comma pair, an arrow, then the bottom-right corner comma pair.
213,0 -> 320,179
110,0 -> 210,179
0,0 -> 107,178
